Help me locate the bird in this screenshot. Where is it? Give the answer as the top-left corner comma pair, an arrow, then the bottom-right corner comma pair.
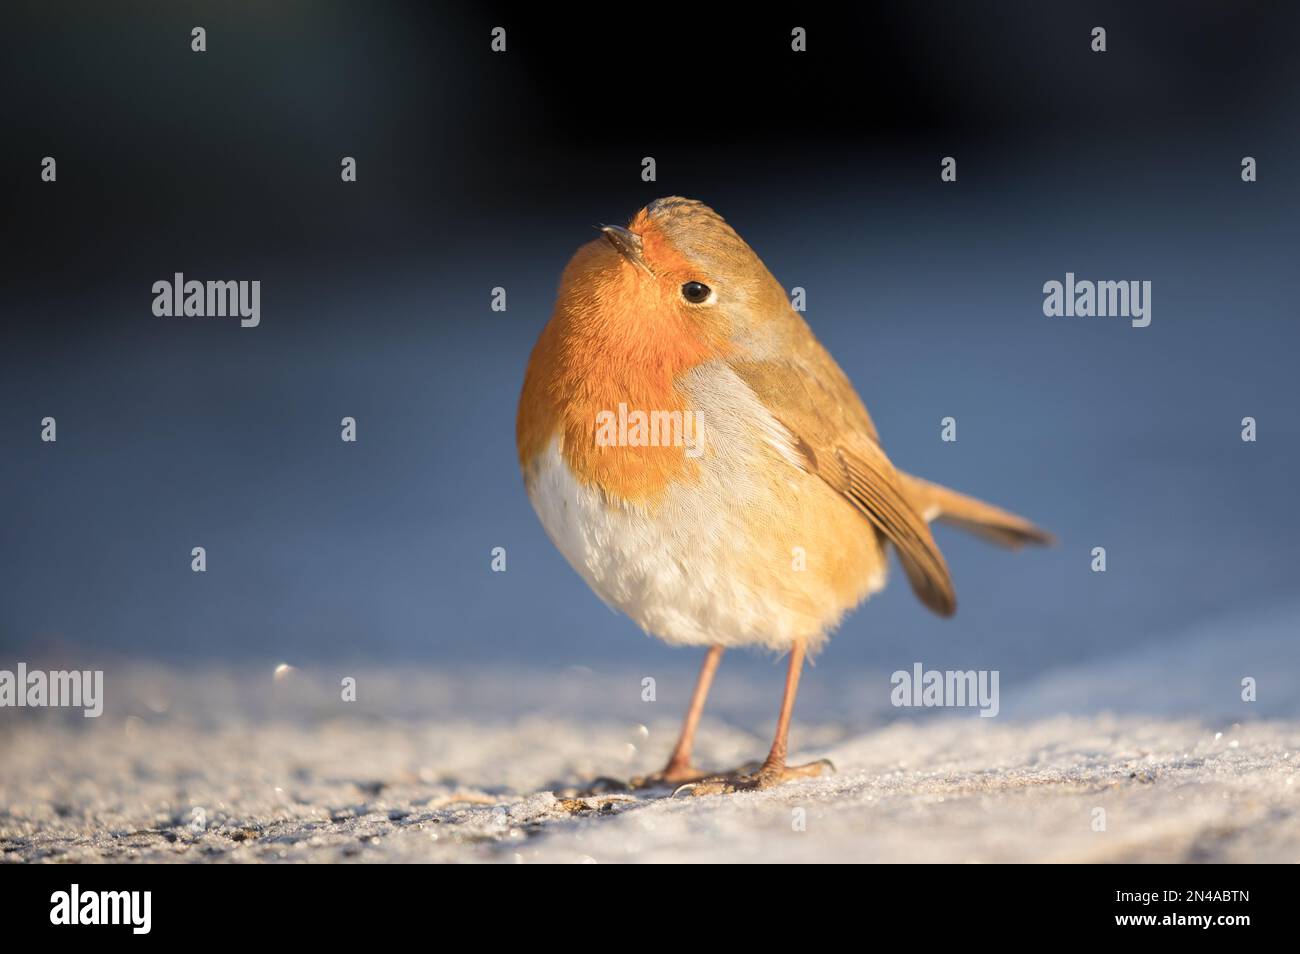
517,197 -> 1051,794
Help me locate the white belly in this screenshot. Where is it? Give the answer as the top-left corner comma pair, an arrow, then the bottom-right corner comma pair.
521,364 -> 885,651
527,437 -> 784,649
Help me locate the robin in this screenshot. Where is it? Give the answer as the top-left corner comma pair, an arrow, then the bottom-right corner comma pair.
517,197 -> 1051,794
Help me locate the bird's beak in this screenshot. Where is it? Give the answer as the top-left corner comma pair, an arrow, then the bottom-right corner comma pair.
600,225 -> 653,274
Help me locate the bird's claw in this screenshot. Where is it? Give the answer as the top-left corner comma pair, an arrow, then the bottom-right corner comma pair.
678,758 -> 837,797
578,764 -> 712,796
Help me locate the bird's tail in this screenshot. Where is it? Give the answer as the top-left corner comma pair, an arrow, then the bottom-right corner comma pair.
901,474 -> 1055,549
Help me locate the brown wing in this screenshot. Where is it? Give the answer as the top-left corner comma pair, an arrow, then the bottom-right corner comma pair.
730,346 -> 956,617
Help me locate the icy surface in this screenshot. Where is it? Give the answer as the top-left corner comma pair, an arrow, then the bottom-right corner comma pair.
3,644 -> 1298,863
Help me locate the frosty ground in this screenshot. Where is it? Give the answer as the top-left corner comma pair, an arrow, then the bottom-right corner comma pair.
3,618 -> 1297,863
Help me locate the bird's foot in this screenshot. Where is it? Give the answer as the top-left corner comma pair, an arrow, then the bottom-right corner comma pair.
633,761 -> 715,789
580,761 -> 712,795
673,758 -> 836,797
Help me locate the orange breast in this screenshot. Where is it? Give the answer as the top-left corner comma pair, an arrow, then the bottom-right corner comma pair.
517,240 -> 726,503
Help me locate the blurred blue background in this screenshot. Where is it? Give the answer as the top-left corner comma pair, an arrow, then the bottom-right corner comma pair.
1,2 -> 1296,706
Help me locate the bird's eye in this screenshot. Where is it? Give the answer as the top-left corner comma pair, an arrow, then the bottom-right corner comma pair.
681,281 -> 712,304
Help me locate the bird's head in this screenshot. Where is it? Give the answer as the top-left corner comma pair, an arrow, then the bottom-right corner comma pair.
554,198 -> 790,359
